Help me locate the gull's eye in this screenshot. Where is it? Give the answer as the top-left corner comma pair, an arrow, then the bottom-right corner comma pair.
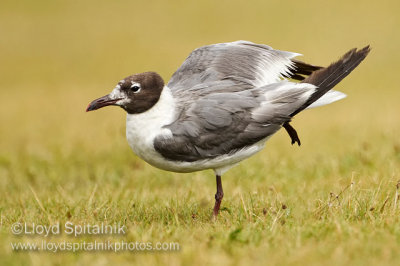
130,84 -> 141,93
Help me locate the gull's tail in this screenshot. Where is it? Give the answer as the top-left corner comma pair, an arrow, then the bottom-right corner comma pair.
290,46 -> 370,117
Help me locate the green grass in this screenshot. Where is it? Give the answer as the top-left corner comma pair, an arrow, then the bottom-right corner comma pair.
1,0 -> 400,265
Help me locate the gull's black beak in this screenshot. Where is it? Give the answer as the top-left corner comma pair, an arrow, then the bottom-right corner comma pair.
86,94 -> 123,112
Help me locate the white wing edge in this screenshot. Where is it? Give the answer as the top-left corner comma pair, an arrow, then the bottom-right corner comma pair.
306,90 -> 347,109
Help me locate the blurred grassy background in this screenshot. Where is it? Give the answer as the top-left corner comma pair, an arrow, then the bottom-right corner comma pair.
0,0 -> 399,265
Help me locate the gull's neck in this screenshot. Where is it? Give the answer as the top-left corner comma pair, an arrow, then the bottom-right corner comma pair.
125,86 -> 176,161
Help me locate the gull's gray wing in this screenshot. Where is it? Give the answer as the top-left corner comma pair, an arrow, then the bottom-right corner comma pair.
154,82 -> 316,162
167,41 -> 300,92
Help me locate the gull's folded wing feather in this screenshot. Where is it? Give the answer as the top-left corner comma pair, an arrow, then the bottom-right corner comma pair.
167,41 -> 301,93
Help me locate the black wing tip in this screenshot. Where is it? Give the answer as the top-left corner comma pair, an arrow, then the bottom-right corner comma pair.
359,45 -> 371,57
361,45 -> 371,52
289,45 -> 371,117
343,45 -> 371,62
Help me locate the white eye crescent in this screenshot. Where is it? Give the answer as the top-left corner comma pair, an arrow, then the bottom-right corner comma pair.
130,82 -> 141,93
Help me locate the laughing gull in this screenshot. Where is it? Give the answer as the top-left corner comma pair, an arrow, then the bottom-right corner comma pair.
87,41 -> 370,217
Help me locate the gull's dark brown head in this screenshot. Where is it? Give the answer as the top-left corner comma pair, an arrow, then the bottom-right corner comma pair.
86,72 -> 164,114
